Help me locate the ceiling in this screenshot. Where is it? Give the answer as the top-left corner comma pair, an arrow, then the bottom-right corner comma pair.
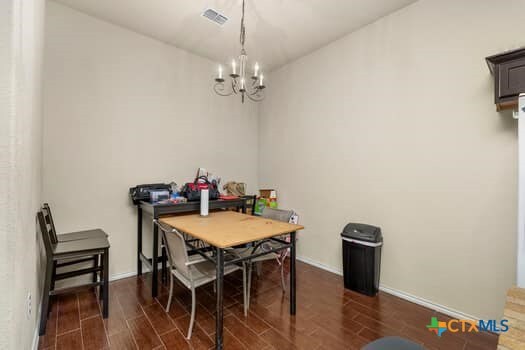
53,0 -> 418,71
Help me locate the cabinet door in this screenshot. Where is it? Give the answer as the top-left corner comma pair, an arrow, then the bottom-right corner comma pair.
498,58 -> 525,99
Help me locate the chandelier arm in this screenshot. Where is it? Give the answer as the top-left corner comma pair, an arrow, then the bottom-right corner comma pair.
245,87 -> 265,101
246,85 -> 262,96
245,92 -> 264,102
213,82 -> 234,96
231,78 -> 239,94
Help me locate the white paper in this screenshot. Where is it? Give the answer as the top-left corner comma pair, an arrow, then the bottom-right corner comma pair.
201,189 -> 209,216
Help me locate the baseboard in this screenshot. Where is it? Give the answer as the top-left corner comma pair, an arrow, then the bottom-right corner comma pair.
296,255 -> 481,321
297,255 -> 343,275
109,270 -> 140,281
378,285 -> 480,321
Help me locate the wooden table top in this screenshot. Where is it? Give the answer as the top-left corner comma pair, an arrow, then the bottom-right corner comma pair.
159,211 -> 304,248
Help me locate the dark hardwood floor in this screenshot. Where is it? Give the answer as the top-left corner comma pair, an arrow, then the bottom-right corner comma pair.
38,260 -> 498,350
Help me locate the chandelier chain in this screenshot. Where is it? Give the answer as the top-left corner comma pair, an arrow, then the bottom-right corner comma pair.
240,0 -> 246,50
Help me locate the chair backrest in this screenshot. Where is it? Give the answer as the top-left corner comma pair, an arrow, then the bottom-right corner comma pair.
37,211 -> 54,256
242,195 -> 257,215
261,207 -> 294,223
160,226 -> 191,278
42,203 -> 58,244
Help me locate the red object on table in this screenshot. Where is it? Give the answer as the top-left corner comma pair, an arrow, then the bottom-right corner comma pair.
219,195 -> 239,200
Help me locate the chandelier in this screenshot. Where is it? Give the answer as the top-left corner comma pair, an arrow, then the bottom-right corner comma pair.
213,0 -> 265,103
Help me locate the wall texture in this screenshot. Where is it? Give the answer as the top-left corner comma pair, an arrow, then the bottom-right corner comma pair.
42,2 -> 259,280
0,0 -> 45,348
259,0 -> 525,320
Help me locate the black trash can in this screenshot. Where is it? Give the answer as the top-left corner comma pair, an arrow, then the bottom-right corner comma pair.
341,223 -> 383,296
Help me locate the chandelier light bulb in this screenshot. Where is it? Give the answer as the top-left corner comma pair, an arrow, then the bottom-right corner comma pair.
259,74 -> 264,87
218,65 -> 223,79
254,62 -> 259,77
231,60 -> 237,75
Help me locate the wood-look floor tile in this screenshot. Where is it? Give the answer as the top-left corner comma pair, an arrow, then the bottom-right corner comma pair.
57,294 -> 80,335
309,327 -> 354,350
108,329 -> 137,350
142,302 -> 176,335
193,312 -> 216,336
104,297 -> 128,336
173,315 -> 213,350
156,294 -> 188,319
226,304 -> 271,335
128,316 -> 162,350
78,290 -> 101,320
222,328 -> 247,350
39,261 -> 499,350
159,329 -> 190,350
117,289 -> 145,320
224,314 -> 269,349
56,329 -> 82,350
250,304 -> 320,346
130,277 -> 156,307
259,328 -> 297,350
81,315 -> 109,350
353,312 -> 405,334
309,312 -> 363,336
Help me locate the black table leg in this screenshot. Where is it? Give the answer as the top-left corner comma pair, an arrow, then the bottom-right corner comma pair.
215,247 -> 224,350
152,222 -> 159,297
137,206 -> 143,275
290,231 -> 296,315
161,237 -> 167,284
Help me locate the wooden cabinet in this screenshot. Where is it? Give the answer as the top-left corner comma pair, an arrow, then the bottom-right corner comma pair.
486,48 -> 525,111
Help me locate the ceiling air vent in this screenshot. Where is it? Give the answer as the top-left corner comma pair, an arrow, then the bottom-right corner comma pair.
202,8 -> 228,26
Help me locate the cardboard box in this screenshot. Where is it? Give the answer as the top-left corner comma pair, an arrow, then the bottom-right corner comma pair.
259,189 -> 276,198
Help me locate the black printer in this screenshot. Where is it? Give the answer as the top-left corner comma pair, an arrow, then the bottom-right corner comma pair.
129,183 -> 172,204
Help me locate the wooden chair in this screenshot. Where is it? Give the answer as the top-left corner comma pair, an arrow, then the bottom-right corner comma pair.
37,211 -> 110,335
42,203 -> 108,287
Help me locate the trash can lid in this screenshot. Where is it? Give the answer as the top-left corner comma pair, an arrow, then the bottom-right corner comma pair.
341,223 -> 382,243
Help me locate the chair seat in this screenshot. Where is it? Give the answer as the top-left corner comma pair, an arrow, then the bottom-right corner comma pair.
53,237 -> 110,259
172,259 -> 241,289
57,229 -> 107,242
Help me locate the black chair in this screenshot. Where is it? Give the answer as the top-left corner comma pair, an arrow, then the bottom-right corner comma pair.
37,211 -> 110,335
42,203 -> 108,286
242,195 -> 257,215
43,203 -> 107,242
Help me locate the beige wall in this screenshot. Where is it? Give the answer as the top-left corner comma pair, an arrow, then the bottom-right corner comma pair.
0,0 -> 45,348
259,0 -> 525,320
42,2 -> 259,279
